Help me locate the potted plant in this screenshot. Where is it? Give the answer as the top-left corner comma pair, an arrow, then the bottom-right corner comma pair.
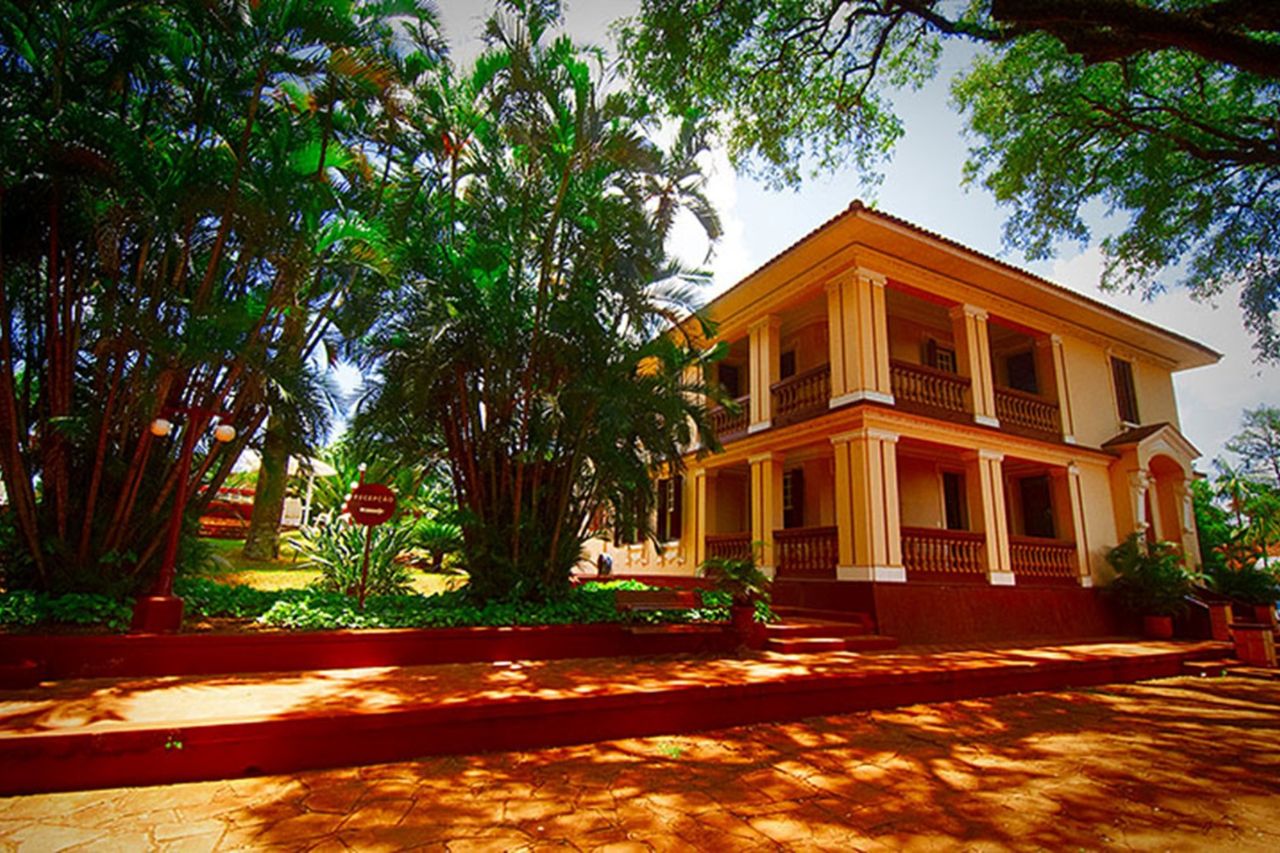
1209,535 -> 1280,629
1106,533 -> 1199,639
698,552 -> 771,648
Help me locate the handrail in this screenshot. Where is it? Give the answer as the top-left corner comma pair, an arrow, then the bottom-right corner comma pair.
770,364 -> 831,426
705,532 -> 751,561
890,359 -> 970,415
994,386 -> 1061,435
708,395 -> 750,441
768,364 -> 831,393
890,358 -> 973,384
1008,535 -> 1077,578
901,526 -> 985,574
773,525 -> 838,577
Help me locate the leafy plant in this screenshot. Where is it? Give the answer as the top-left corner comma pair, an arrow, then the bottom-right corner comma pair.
698,553 -> 772,607
0,590 -> 132,631
294,513 -> 415,598
1106,533 -> 1199,618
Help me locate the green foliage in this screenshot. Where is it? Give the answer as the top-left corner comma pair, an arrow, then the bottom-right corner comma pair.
175,576 -> 292,619
294,513 -> 415,597
955,35 -> 1280,359
622,1 -> 1280,359
1191,478 -> 1231,574
0,0 -> 442,593
1207,564 -> 1280,607
698,552 -> 772,606
1225,406 -> 1280,487
356,10 -> 726,604
1106,533 -> 1199,617
0,590 -> 132,631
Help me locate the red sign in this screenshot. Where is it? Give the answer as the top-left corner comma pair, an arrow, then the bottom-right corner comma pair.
346,483 -> 397,526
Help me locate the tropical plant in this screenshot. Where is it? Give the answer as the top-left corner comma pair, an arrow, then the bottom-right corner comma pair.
294,512 -> 415,598
0,0 -> 433,593
412,518 -> 464,573
355,5 -> 725,603
1106,533 -> 1198,618
698,552 -> 771,607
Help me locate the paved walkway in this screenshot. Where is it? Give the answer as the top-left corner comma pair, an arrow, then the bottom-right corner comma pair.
0,674 -> 1277,851
0,639 -> 1220,735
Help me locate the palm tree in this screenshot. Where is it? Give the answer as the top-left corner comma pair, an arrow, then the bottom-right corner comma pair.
0,0 -> 439,593
355,6 -> 725,603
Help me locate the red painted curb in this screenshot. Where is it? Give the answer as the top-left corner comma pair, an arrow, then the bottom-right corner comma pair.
0,623 -> 739,682
0,643 -> 1227,796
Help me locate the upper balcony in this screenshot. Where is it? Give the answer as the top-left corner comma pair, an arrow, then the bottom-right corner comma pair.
705,275 -> 1071,447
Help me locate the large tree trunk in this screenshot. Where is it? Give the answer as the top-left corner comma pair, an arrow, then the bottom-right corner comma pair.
242,417 -> 288,560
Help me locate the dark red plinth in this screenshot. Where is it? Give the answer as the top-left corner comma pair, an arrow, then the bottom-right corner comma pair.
130,595 -> 185,634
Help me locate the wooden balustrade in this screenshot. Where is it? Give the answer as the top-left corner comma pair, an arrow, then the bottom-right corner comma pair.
890,360 -> 970,417
1009,536 -> 1077,579
994,387 -> 1061,436
771,364 -> 831,426
705,532 -> 752,562
773,526 -> 838,578
708,395 -> 750,442
900,526 -> 985,575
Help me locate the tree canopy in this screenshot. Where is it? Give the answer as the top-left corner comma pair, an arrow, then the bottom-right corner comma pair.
0,0 -> 429,592
620,0 -> 1280,360
354,6 -> 724,602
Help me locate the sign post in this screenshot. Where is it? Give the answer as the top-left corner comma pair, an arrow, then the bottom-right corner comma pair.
344,478 -> 397,609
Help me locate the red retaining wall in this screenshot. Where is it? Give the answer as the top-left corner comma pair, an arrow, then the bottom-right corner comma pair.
0,641 -> 1225,795
873,582 -> 1117,645
0,623 -> 737,683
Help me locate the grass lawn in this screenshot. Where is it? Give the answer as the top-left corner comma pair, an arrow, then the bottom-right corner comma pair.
200,537 -> 466,597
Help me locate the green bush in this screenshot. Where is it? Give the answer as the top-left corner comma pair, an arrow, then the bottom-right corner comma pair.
0,590 -> 133,631
1106,533 -> 1199,617
1207,564 -> 1280,606
295,513 -> 415,597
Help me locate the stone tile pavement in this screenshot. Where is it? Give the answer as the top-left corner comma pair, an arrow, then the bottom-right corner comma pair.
1,674 -> 1277,851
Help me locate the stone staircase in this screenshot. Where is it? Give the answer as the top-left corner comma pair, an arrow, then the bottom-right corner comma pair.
765,607 -> 898,654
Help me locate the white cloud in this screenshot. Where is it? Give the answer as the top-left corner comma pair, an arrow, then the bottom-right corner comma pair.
665,146 -> 754,304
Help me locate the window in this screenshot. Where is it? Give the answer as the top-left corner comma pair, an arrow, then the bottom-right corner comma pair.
942,471 -> 967,530
1005,351 -> 1038,394
925,338 -> 957,373
655,475 -> 683,542
779,350 -> 797,380
782,468 -> 805,529
719,364 -> 741,399
1111,357 -> 1140,424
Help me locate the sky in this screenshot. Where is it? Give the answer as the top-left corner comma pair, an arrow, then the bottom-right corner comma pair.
414,0 -> 1279,470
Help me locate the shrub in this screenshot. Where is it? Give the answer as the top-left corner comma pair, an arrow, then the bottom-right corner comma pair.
1207,564 -> 1280,606
0,590 -> 133,631
1106,533 -> 1199,617
698,553 -> 772,607
295,512 -> 415,597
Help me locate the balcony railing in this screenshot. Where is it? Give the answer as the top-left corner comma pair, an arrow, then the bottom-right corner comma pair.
901,526 -> 985,576
774,525 -> 838,578
705,532 -> 752,562
994,387 -> 1061,437
890,360 -> 970,418
708,395 -> 750,443
1009,536 -> 1077,579
771,364 -> 831,427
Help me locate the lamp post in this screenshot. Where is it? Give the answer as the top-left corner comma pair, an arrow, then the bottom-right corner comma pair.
130,407 -> 236,633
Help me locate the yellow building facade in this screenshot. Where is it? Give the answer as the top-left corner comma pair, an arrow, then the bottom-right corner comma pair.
589,203 -> 1217,629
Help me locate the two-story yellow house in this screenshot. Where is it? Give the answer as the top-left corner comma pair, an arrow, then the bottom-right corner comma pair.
590,201 -> 1219,641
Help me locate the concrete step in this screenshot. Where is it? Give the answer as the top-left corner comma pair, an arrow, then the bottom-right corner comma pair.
765,635 -> 899,654
766,621 -> 870,639
772,607 -> 875,630
1182,658 -> 1279,680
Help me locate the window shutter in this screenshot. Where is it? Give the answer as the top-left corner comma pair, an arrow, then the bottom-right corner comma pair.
670,475 -> 683,540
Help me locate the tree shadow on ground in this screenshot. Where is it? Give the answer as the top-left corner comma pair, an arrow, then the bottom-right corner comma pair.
211,674 -> 1280,850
